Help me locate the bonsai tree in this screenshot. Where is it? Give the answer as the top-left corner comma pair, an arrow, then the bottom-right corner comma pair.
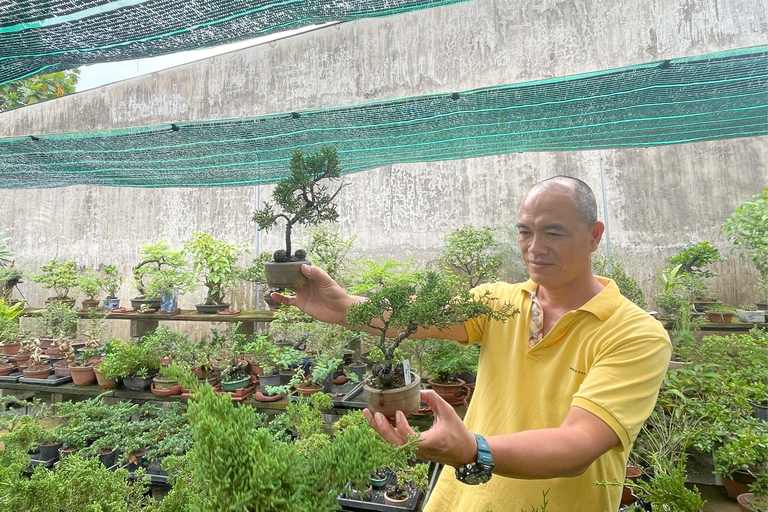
99,264 -> 123,299
183,232 -> 244,306
423,338 -> 479,384
99,327 -> 174,379
723,189 -> 768,303
0,266 -> 23,302
78,267 -> 102,305
132,240 -> 195,300
210,322 -> 251,384
36,301 -> 78,339
439,224 -> 502,289
32,258 -> 79,301
668,240 -> 726,300
252,146 -> 347,262
346,268 -> 516,389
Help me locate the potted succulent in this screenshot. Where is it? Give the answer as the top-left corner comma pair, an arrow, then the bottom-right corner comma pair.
0,298 -> 23,354
183,232 -> 245,314
706,303 -> 736,323
346,268 -> 515,420
252,146 -> 347,289
99,265 -> 123,309
78,267 -> 102,309
32,258 -> 79,305
739,473 -> 768,512
132,240 -> 195,311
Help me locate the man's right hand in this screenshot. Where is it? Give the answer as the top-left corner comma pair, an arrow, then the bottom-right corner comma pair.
271,265 -> 363,326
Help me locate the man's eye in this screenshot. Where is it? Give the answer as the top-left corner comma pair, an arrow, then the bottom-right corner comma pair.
546,232 -> 561,237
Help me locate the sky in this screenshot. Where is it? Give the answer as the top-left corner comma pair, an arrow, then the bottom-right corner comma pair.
76,26 -> 324,91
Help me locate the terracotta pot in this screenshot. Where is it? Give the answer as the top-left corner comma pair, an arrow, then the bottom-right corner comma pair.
707,312 -> 734,323
81,298 -> 100,309
151,382 -> 182,396
23,365 -> 52,379
383,491 -> 410,507
0,363 -> 14,376
724,472 -> 757,500
296,383 -> 324,396
94,368 -> 117,389
53,360 -> 72,378
69,365 -> 96,386
363,372 -> 421,422
12,352 -> 30,363
264,260 -> 312,289
621,466 -> 644,505
427,378 -> 470,405
1,342 -> 20,355
738,493 -> 767,512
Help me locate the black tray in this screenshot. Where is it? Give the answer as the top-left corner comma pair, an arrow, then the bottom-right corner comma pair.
337,471 -> 421,511
340,382 -> 368,409
0,371 -> 22,382
30,455 -> 58,468
19,374 -> 73,385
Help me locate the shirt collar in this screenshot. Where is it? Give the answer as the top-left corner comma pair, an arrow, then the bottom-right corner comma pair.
520,276 -> 622,321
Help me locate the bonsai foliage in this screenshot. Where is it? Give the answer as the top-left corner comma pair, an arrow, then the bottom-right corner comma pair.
99,326 -> 177,379
32,258 -> 79,299
592,255 -> 647,309
184,233 -> 244,306
439,224 -> 502,289
713,425 -> 768,480
100,264 -> 124,298
724,189 -> 768,301
0,298 -> 23,343
36,301 -> 78,339
668,241 -> 726,278
253,147 -> 347,261
78,267 -> 102,300
0,266 -> 22,302
347,269 -> 516,388
133,240 -> 195,299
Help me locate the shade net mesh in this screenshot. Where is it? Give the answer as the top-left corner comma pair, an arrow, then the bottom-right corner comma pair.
0,46 -> 766,189
0,0 -> 471,86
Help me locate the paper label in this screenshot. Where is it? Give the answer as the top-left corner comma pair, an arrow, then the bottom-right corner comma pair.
402,359 -> 411,385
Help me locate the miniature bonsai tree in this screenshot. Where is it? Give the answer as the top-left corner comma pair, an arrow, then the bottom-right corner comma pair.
32,258 -> 79,301
668,240 -> 726,300
183,232 -> 244,306
723,189 -> 768,304
99,264 -> 123,299
439,224 -> 502,289
423,338 -> 479,384
346,268 -> 516,389
252,146 -> 347,262
0,266 -> 23,302
132,240 -> 195,300
36,300 -> 78,339
78,267 -> 102,304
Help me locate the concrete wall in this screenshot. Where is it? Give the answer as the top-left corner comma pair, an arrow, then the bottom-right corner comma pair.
1,0 -> 767,340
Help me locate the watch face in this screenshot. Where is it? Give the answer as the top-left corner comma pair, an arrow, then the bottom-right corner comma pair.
455,463 -> 493,485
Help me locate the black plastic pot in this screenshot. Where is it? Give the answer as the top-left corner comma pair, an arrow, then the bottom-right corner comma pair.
130,297 -> 161,310
122,375 -> 155,391
195,303 -> 230,314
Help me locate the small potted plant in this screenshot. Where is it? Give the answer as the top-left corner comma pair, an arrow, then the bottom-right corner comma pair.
99,329 -> 169,390
132,240 -> 195,311
21,338 -> 52,379
0,298 -> 23,355
347,268 -> 516,420
36,300 -> 79,342
706,303 -> 736,323
439,224 -> 502,289
667,240 -> 726,310
32,258 -> 80,306
0,265 -> 23,303
252,146 -> 347,289
714,426 -> 768,499
100,265 -> 123,309
383,462 -> 430,506
423,338 -> 476,405
183,232 -> 245,314
78,267 -> 103,309
214,323 -> 253,393
739,473 -> 768,512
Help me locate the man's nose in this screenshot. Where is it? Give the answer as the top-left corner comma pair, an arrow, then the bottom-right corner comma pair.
527,234 -> 548,256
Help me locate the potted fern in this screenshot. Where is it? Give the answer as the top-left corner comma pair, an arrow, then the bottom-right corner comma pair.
252,146 -> 347,289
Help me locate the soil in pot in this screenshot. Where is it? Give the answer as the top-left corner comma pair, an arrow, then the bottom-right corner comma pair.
69,364 -> 96,386
23,365 -> 52,379
383,490 -> 411,507
738,493 -> 768,512
363,372 -> 421,422
264,260 -> 312,289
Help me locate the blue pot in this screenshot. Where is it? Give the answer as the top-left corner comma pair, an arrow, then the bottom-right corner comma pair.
160,290 -> 178,312
102,298 -> 120,309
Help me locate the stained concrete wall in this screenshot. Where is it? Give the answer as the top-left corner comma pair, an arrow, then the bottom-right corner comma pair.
1,0 -> 767,339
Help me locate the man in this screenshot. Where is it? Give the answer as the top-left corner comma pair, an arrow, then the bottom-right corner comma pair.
273,176 -> 671,511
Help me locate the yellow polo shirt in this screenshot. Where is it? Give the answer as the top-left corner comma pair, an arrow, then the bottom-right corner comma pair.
424,278 -> 671,512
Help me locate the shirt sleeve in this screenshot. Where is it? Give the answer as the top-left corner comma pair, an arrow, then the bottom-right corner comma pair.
571,316 -> 672,449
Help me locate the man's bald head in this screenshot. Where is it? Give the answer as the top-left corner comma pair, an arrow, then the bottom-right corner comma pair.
526,176 -> 598,226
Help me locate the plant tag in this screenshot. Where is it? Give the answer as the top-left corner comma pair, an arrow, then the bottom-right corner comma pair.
402,360 -> 411,385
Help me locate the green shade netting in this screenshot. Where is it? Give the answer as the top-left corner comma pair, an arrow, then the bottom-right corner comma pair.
0,0 -> 472,86
0,45 -> 766,189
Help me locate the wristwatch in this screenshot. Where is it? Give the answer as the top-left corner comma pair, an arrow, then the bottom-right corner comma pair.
455,433 -> 494,485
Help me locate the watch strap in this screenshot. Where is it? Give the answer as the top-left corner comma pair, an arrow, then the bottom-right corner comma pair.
473,433 -> 493,466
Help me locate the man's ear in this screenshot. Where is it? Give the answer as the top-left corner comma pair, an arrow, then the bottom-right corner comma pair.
589,222 -> 605,252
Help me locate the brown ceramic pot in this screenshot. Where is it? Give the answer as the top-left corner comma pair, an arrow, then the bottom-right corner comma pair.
621,465 -> 644,505
264,260 -> 312,289
724,471 -> 757,500
93,368 -> 117,389
363,372 -> 421,422
69,365 -> 96,386
1,342 -> 20,355
296,383 -> 324,396
23,364 -> 52,379
427,378 -> 470,405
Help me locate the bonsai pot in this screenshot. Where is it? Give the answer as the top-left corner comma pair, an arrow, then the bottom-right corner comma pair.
44,297 -> 76,308
738,493 -> 767,512
258,373 -> 282,393
69,365 -> 96,386
363,372 -> 421,422
221,375 -> 251,392
151,382 -> 182,396
751,400 -> 768,422
427,378 -> 470,405
736,309 -> 767,323
621,465 -> 644,505
296,382 -> 324,396
279,370 -> 295,385
98,448 -> 119,468
707,312 -> 734,323
1,342 -> 20,355
81,298 -> 100,309
53,360 -> 72,378
130,297 -> 161,310
370,473 -> 388,489
195,303 -> 230,314
23,364 -> 52,379
384,490 -> 410,507
102,298 -> 120,309
160,289 -> 178,312
43,346 -> 64,356
94,368 -> 117,389
264,260 -> 311,289
724,471 -> 757,499
152,375 -> 178,391
349,364 -> 367,381
122,374 -> 154,391
263,290 -> 279,310
36,441 -> 63,461
0,363 -> 14,376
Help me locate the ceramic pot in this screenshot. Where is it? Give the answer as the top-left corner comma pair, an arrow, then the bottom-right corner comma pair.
296,383 -> 324,396
195,303 -> 230,314
102,298 -> 120,309
349,364 -> 367,381
81,298 -> 100,309
36,442 -> 63,461
221,375 -> 251,392
23,365 -> 52,379
258,373 -> 282,394
1,342 -> 20,355
264,260 -> 312,289
621,466 -> 644,505
427,378 -> 470,405
0,363 -> 14,376
383,491 -> 410,507
363,372 -> 421,422
94,368 -> 117,389
69,365 -> 96,386
751,401 -> 768,422
130,297 -> 161,310
152,376 -> 177,391
724,471 -> 757,499
737,493 -> 766,512
53,360 -> 72,378
707,312 -> 734,323
370,474 -> 388,489
160,289 -> 178,312
122,375 -> 154,391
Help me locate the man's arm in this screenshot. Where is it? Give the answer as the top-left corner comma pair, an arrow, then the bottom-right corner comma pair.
272,264 -> 469,342
365,390 -> 620,479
